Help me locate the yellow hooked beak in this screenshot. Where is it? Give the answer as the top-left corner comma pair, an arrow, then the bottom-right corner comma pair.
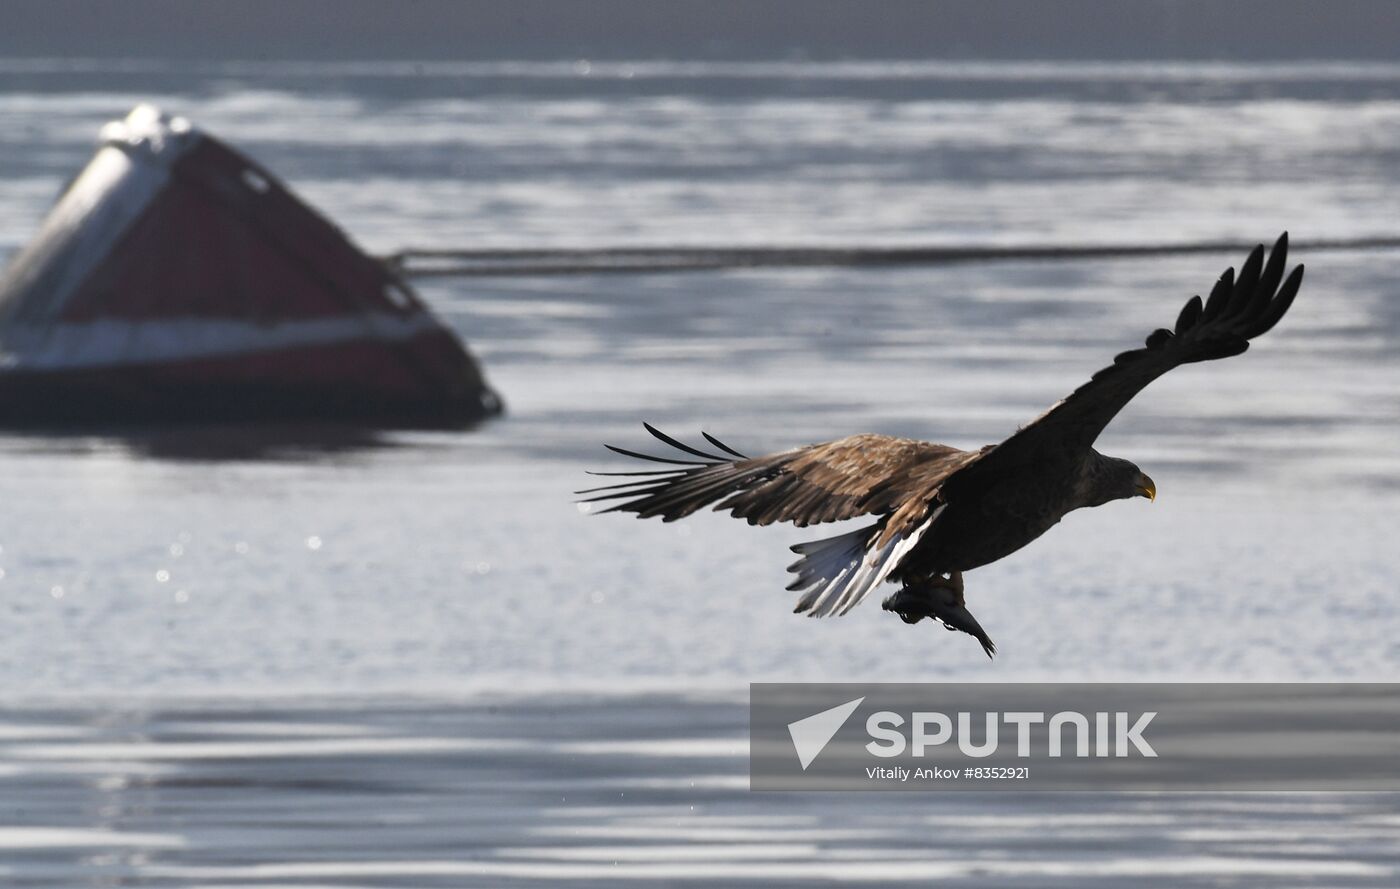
1136,474 -> 1157,502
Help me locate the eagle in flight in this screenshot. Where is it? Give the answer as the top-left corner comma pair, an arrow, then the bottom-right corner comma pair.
580,235 -> 1304,657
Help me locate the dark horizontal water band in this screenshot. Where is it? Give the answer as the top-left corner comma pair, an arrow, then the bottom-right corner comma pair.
382,236 -> 1400,278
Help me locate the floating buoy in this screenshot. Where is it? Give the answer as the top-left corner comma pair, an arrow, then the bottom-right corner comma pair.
0,105 -> 502,428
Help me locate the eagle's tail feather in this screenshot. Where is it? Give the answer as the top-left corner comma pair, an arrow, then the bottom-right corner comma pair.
788,508 -> 941,618
787,524 -> 874,595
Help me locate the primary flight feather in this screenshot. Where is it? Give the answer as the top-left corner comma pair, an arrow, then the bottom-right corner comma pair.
580,234 -> 1304,657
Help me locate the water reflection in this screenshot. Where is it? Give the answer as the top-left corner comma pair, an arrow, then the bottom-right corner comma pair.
0,423 -> 418,462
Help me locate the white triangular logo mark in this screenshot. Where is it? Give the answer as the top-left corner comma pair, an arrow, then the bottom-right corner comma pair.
787,697 -> 864,770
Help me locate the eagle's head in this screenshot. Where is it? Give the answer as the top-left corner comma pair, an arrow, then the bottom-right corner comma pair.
1088,454 -> 1156,506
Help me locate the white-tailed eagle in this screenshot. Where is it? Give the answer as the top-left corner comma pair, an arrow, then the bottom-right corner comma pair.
580,235 -> 1304,657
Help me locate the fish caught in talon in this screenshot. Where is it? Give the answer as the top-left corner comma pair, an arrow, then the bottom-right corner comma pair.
882,574 -> 996,658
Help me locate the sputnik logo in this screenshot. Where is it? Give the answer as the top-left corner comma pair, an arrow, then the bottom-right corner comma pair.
787,697 -> 864,770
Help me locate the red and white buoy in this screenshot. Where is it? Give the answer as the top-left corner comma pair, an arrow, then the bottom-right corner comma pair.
0,105 -> 501,427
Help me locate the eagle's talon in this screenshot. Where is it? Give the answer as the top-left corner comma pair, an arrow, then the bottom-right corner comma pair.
881,588 -> 928,624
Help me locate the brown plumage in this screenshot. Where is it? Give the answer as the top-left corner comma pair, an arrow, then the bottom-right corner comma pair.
580,235 -> 1304,657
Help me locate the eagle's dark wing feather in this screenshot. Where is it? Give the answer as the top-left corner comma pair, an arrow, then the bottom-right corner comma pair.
578,423 -> 979,534
955,233 -> 1303,482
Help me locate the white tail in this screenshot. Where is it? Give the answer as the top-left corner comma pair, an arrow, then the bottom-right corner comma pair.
787,506 -> 942,617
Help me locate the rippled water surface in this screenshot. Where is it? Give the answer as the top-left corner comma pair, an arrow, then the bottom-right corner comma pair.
0,58 -> 1397,886
4,697 -> 1399,887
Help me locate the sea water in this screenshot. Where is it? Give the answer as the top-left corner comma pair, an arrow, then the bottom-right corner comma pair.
0,58 -> 1395,886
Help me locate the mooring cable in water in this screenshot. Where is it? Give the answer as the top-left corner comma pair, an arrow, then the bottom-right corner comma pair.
382,236 -> 1400,278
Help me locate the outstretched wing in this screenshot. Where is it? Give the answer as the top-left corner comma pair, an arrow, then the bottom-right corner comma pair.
580,425 -> 980,618
578,424 -> 978,535
959,233 -> 1304,479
